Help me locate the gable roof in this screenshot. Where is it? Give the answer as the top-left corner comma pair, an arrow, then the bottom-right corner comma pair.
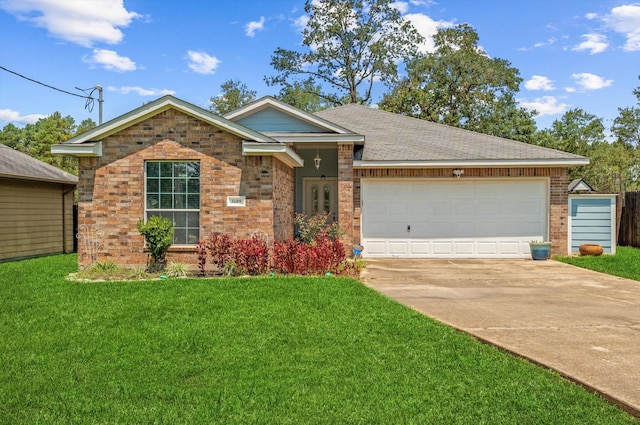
58,95 -> 278,147
51,95 -> 303,167
224,96 -> 357,135
568,178 -> 595,192
316,104 -> 589,168
0,143 -> 78,185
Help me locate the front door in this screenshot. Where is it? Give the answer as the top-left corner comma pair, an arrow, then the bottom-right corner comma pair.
303,178 -> 338,222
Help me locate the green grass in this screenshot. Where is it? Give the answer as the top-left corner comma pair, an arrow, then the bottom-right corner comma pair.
1,254 -> 638,424
556,246 -> 640,281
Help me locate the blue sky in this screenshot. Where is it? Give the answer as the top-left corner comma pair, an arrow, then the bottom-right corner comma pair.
1,0 -> 639,134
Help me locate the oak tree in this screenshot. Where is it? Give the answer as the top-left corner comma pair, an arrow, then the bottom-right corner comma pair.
266,0 -> 423,106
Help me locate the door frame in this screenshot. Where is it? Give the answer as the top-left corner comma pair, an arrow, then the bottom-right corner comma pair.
302,177 -> 338,221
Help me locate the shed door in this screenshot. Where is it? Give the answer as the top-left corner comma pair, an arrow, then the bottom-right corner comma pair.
361,179 -> 548,258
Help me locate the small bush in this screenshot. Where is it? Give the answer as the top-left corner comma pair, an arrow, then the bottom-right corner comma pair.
295,212 -> 343,243
137,216 -> 174,272
272,232 -> 350,275
165,262 -> 190,278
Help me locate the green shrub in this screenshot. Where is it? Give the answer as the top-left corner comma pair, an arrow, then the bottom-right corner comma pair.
294,212 -> 343,244
137,216 -> 174,272
165,261 -> 190,278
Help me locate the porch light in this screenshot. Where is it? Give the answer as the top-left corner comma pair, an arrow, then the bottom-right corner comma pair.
314,149 -> 322,170
452,169 -> 464,178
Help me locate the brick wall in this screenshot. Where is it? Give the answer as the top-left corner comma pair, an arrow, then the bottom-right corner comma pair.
353,167 -> 570,256
337,143 -> 354,249
273,157 -> 294,241
77,109 -> 286,268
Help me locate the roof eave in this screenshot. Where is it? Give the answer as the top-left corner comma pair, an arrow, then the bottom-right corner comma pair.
51,141 -> 102,157
0,172 -> 78,185
242,141 -> 304,168
266,134 -> 365,144
354,158 -> 590,168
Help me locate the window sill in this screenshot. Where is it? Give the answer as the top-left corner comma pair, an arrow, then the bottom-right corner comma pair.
168,245 -> 198,252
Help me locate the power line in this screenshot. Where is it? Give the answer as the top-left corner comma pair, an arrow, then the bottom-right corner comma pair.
0,65 -> 92,99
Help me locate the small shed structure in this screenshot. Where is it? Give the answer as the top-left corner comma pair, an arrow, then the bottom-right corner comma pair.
568,179 -> 617,254
0,144 -> 77,261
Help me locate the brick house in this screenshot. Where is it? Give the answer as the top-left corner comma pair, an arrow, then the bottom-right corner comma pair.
53,95 -> 587,268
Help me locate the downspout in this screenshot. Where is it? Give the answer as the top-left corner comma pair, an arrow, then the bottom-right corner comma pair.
62,185 -> 76,254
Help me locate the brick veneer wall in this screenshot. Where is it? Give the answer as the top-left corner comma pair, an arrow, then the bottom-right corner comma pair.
338,143 -> 354,249
273,157 -> 294,241
76,109 -> 290,268
352,167 -> 569,256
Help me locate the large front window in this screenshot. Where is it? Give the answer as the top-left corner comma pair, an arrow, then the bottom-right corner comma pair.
145,161 -> 200,245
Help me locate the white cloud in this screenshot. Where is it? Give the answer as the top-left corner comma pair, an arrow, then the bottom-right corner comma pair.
0,0 -> 140,47
83,49 -> 136,72
186,50 -> 221,74
604,4 -> 640,51
570,72 -> 613,90
519,96 -> 569,117
585,12 -> 598,20
534,38 -> 557,48
0,109 -> 46,124
525,75 -> 555,91
404,13 -> 454,53
107,86 -> 175,96
293,14 -> 309,33
572,33 -> 608,54
245,16 -> 265,37
391,1 -> 410,14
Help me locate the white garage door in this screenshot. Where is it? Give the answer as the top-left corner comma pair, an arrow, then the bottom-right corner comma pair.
361,179 -> 548,258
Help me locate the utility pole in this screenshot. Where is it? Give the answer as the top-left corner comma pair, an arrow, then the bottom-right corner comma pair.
96,85 -> 103,125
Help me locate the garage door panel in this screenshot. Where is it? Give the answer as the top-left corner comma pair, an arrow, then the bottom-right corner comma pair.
362,179 -> 548,258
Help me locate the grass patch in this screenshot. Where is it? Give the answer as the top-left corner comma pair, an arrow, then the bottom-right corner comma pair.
556,246 -> 640,282
1,254 -> 638,424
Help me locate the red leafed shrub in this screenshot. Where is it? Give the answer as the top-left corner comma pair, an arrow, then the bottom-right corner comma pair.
196,240 -> 208,277
272,232 -> 348,275
197,232 -> 357,277
233,236 -> 270,276
207,233 -> 233,269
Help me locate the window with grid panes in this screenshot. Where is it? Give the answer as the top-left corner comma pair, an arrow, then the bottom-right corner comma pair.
145,161 -> 200,245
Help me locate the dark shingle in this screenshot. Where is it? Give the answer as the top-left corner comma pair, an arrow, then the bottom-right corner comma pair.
316,104 -> 585,162
0,143 -> 78,184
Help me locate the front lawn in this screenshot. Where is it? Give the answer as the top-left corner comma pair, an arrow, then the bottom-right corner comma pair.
0,254 -> 637,424
556,246 -> 640,282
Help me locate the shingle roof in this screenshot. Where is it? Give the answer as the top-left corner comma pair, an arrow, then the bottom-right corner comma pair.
0,143 -> 78,185
316,104 -> 586,163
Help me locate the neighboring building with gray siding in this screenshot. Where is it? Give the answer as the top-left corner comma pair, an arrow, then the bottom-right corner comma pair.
0,143 -> 77,262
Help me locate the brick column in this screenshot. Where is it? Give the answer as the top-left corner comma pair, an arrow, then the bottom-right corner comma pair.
549,170 -> 569,256
337,143 -> 354,252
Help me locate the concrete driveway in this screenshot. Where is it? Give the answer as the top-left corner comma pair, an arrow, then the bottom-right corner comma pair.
361,259 -> 640,417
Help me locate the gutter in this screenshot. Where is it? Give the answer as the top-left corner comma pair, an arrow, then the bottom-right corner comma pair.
354,158 -> 590,168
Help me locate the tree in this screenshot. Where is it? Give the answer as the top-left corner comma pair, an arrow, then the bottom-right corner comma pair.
266,0 -> 423,106
538,108 -> 605,155
610,78 -> 640,190
276,78 -> 332,113
0,113 -> 96,175
535,108 -> 621,189
209,79 -> 257,115
380,24 -> 537,141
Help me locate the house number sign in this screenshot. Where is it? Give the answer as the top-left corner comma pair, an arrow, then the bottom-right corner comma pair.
227,196 -> 246,207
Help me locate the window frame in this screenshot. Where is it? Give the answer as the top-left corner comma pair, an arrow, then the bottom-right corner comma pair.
144,160 -> 201,246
